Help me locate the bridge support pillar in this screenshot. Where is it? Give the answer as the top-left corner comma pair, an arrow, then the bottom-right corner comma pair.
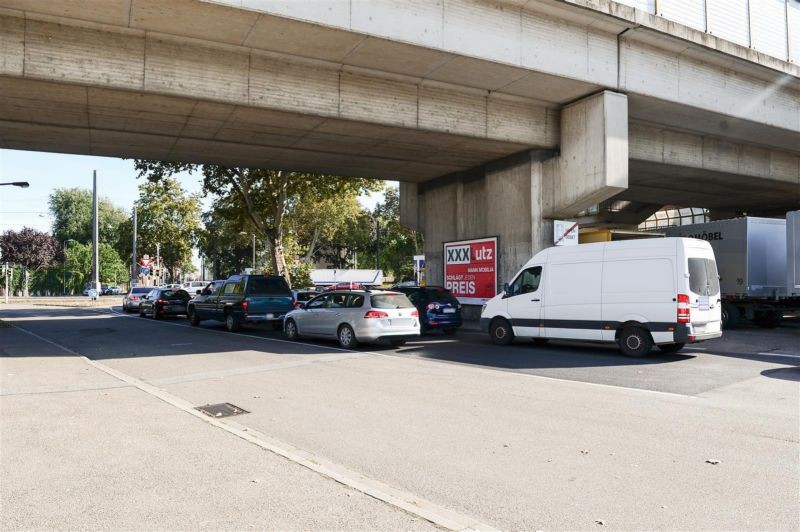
399,91 -> 629,313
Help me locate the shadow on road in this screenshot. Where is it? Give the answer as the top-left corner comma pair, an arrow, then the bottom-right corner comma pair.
400,336 -> 696,370
761,367 -> 800,381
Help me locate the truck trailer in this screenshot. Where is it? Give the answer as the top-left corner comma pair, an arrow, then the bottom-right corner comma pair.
660,212 -> 800,329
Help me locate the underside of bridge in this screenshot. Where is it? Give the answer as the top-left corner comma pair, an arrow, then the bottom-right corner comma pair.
0,0 -> 798,289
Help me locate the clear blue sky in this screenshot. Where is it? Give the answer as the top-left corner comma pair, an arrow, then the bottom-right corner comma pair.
0,148 -> 389,234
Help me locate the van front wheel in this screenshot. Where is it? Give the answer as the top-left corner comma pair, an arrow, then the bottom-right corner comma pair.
490,318 -> 514,345
618,327 -> 653,357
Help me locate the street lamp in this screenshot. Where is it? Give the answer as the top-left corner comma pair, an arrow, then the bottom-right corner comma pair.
63,239 -> 76,295
0,181 -> 30,188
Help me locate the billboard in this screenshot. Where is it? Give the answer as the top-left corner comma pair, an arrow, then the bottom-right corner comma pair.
443,237 -> 498,304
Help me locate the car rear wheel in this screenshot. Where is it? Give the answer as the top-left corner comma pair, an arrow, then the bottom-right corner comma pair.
658,342 -> 685,353
284,319 -> 299,341
618,327 -> 653,357
151,306 -> 159,320
338,324 -> 358,349
188,307 -> 200,327
225,312 -> 240,332
490,318 -> 514,345
138,307 -> 145,317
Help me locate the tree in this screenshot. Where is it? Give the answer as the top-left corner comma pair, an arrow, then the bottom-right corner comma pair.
48,188 -> 130,257
132,178 -> 201,281
133,161 -> 381,285
373,186 -> 423,280
0,228 -> 63,296
197,196 -> 255,279
64,241 -> 128,290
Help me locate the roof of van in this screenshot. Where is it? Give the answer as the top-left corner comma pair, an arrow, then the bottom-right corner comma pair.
524,237 -> 710,266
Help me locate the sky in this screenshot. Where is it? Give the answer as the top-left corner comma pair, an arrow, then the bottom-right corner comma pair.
0,148 -> 390,234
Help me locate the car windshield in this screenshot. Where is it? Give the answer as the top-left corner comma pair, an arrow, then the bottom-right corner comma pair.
371,294 -> 414,309
247,277 -> 290,295
132,287 -> 150,294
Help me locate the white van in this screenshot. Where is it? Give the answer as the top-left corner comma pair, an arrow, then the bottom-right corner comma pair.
480,238 -> 722,356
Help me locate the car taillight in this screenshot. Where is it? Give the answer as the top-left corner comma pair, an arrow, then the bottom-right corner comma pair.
677,293 -> 690,323
364,310 -> 388,318
242,300 -> 249,314
411,309 -> 419,317
130,296 -> 138,301
426,303 -> 435,310
293,301 -> 303,308
157,299 -> 165,304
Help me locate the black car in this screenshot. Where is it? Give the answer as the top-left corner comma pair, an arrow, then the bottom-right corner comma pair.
392,285 -> 462,334
138,288 -> 191,319
187,274 -> 293,332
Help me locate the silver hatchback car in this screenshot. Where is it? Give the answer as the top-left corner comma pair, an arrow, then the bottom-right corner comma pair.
283,290 -> 420,348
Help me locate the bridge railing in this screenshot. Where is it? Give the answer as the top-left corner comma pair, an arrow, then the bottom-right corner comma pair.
615,0 -> 798,64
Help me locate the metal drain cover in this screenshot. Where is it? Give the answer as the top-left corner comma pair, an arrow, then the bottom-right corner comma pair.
195,403 -> 249,418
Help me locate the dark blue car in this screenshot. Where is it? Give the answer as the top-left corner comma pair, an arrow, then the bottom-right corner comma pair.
392,285 -> 462,334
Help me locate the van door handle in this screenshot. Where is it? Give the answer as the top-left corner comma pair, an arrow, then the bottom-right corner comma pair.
531,298 -> 540,302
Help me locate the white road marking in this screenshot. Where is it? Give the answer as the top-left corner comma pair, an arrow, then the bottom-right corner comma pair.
757,352 -> 800,359
11,323 -> 499,532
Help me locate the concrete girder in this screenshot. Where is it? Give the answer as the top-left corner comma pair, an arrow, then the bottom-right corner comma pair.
626,121 -> 800,214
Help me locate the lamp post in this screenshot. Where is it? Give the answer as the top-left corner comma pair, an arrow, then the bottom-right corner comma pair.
0,182 -> 30,188
63,239 -> 76,295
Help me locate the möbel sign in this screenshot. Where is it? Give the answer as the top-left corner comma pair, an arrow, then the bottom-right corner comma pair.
444,237 -> 498,304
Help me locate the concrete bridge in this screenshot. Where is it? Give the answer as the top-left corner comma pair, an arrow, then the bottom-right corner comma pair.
0,0 -> 798,288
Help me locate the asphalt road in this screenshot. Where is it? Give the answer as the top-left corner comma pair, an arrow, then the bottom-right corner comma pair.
2,304 -> 798,530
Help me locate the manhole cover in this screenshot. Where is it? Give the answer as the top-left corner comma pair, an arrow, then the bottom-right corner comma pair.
195,403 -> 249,418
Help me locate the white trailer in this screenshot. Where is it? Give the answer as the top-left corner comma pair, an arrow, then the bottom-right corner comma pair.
660,212 -> 800,329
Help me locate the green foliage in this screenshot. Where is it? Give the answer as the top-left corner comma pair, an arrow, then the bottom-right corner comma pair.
48,188 -> 130,257
133,160 -> 381,286
197,196 -> 255,279
133,177 -> 201,280
64,242 -> 128,289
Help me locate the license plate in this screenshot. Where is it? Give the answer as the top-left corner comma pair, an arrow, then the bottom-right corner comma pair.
388,318 -> 413,327
698,296 -> 709,311
443,308 -> 456,314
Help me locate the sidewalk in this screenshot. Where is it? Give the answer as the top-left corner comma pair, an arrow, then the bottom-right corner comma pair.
0,325 -> 433,531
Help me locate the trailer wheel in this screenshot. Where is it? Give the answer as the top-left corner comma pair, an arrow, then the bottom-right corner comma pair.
618,327 -> 653,357
754,309 -> 781,329
721,302 -> 740,330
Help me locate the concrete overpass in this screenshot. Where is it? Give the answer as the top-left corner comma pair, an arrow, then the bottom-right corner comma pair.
0,0 -> 798,290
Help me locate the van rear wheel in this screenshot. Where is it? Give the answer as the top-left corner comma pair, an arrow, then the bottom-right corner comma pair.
618,327 -> 653,357
490,318 -> 514,345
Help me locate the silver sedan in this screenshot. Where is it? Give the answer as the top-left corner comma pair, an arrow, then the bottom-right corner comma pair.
283,290 -> 420,348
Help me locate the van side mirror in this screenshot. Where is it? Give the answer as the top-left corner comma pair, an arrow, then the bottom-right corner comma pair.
502,282 -> 510,297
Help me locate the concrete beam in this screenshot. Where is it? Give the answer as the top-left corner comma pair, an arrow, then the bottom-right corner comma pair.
629,122 -> 800,184
544,90 -> 629,218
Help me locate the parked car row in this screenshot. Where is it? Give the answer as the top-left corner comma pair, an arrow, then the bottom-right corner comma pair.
121,274 -> 464,348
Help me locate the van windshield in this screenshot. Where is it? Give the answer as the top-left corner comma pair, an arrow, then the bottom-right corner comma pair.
688,258 -> 720,296
247,277 -> 290,295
